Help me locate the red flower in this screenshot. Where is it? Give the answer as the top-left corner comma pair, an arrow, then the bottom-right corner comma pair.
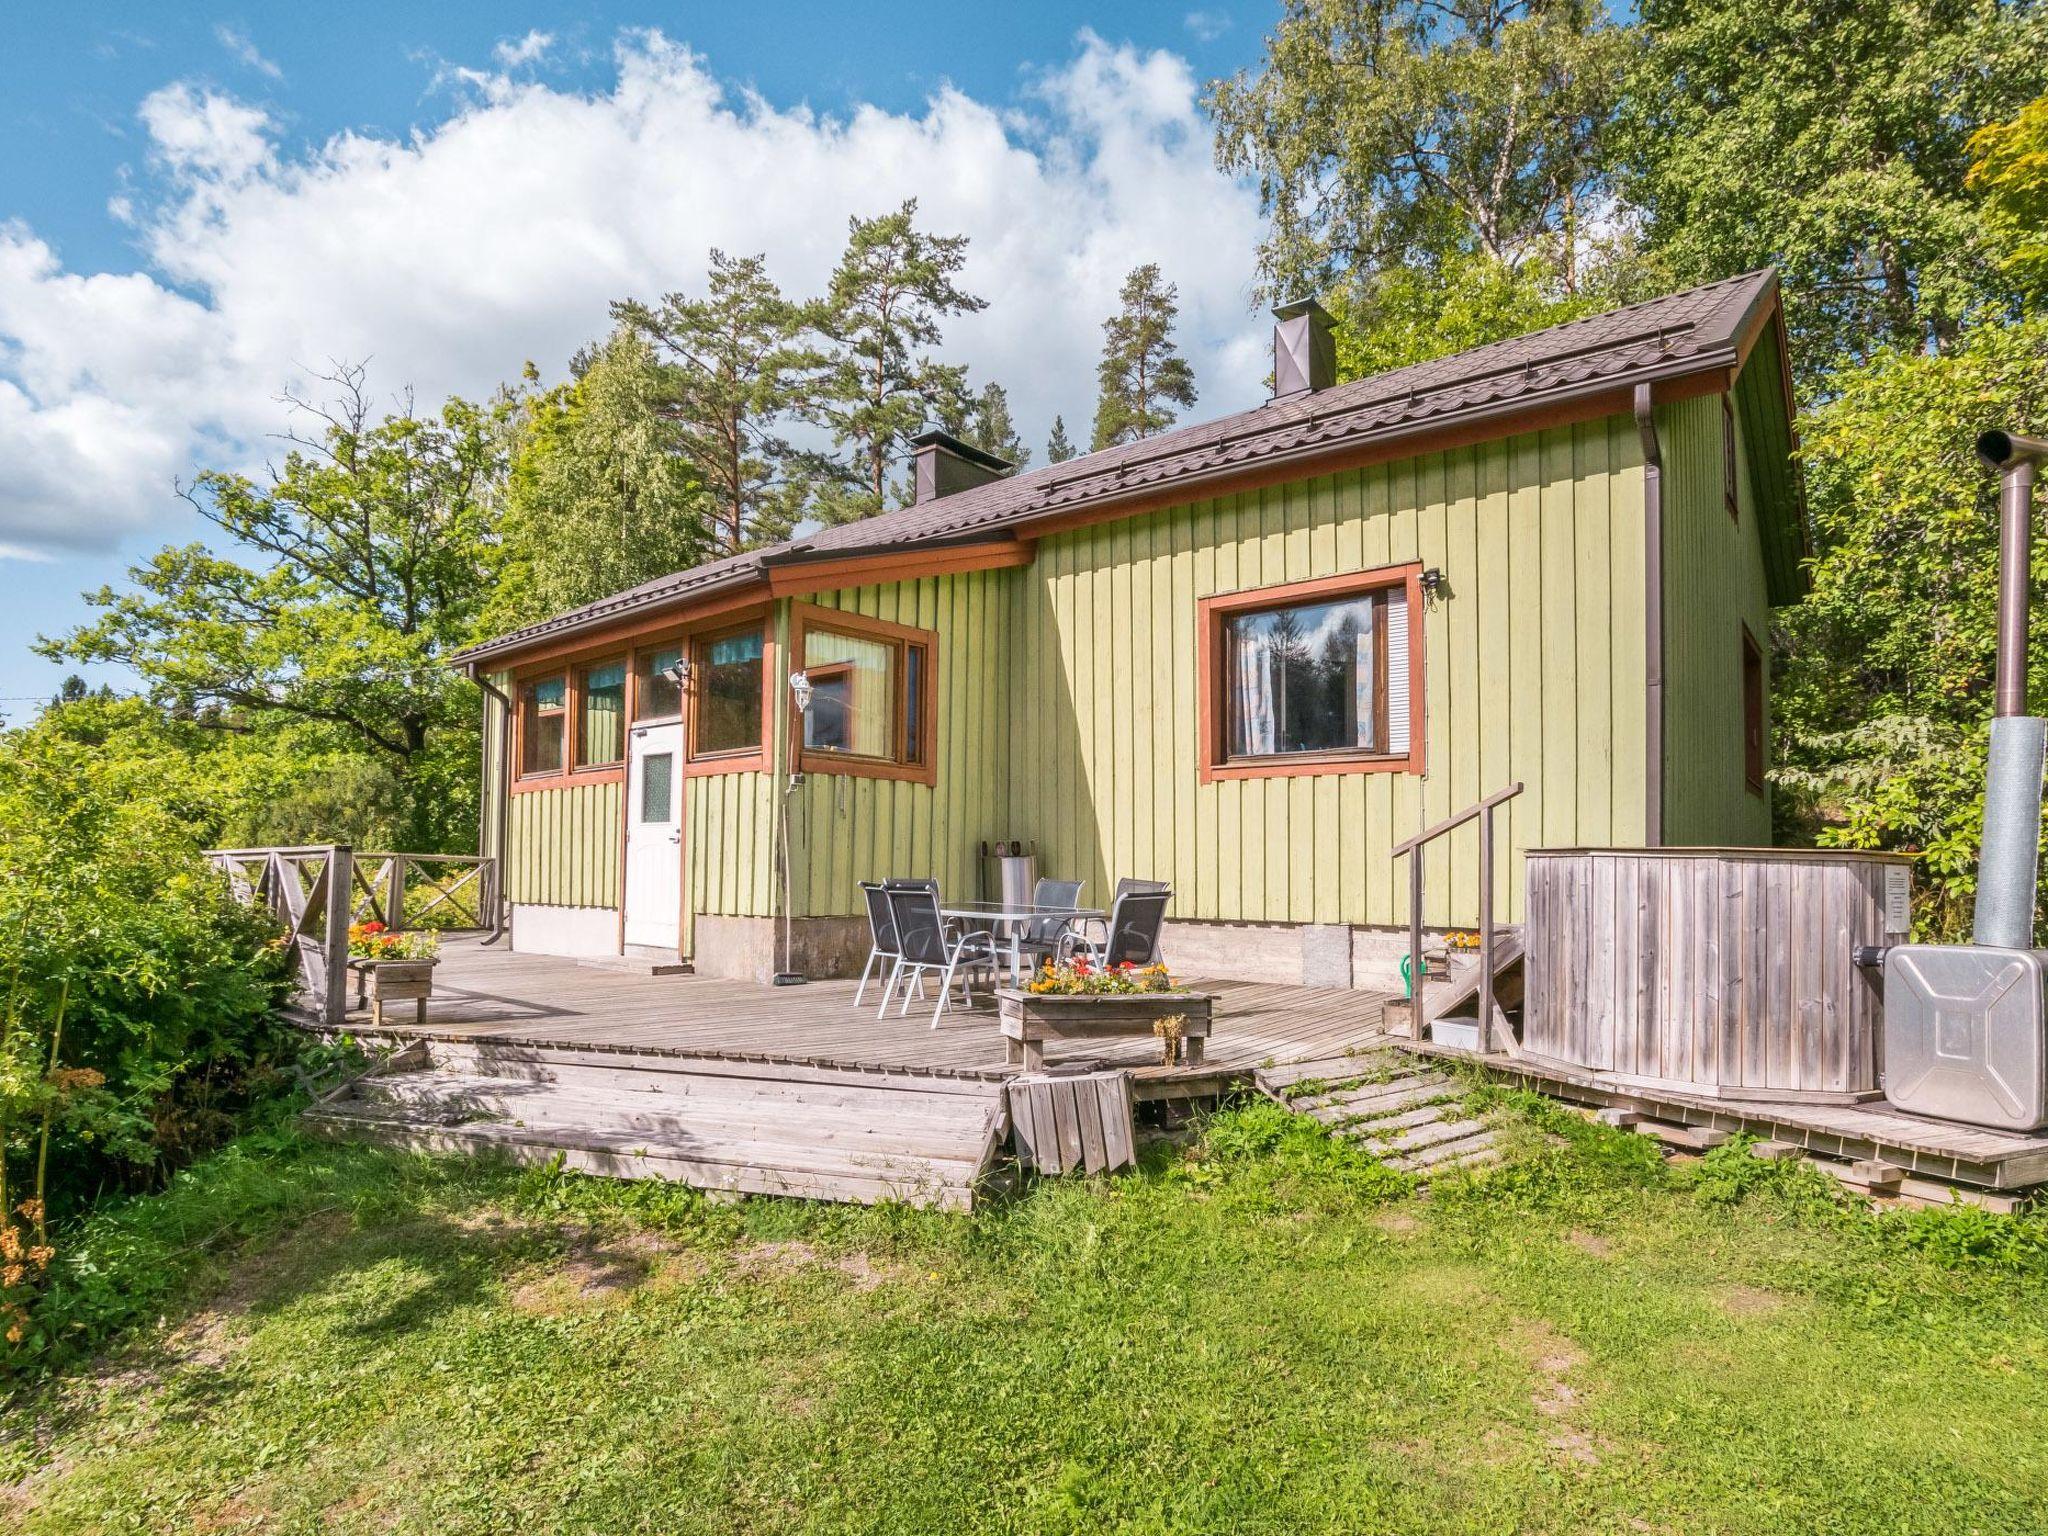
360,921 -> 387,934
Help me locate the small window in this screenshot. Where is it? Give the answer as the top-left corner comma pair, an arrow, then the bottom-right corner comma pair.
519,674 -> 567,776
640,752 -> 674,823
1741,625 -> 1766,795
1723,394 -> 1740,524
578,660 -> 627,766
791,604 -> 937,782
692,626 -> 765,757
637,646 -> 683,721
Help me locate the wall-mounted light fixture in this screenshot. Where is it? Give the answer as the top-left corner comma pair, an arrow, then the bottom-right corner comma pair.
1418,567 -> 1447,607
788,670 -> 813,714
662,655 -> 694,689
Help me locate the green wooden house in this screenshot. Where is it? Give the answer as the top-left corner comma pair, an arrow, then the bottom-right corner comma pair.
452,270 -> 1804,989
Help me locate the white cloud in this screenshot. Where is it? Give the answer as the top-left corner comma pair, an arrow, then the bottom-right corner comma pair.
215,23 -> 283,80
492,29 -> 555,68
1184,10 -> 1233,43
0,30 -> 1265,557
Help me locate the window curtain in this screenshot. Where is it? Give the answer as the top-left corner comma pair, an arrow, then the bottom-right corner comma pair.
803,630 -> 892,756
582,663 -> 626,764
1231,630 -> 1277,755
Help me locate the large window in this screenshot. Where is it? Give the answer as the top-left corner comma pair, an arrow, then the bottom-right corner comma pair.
578,660 -> 626,766
1199,566 -> 1422,782
791,604 -> 936,784
692,625 -> 765,757
519,674 -> 567,776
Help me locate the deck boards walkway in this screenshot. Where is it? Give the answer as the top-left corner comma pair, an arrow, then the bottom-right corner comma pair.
325,938 -> 1396,1093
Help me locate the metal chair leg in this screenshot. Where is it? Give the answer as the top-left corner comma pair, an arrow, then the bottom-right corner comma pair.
854,947 -> 880,1008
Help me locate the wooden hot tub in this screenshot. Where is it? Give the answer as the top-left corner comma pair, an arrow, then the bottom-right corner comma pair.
1522,847 -> 1914,1103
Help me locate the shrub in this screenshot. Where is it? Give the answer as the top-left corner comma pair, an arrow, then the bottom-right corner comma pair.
0,724 -> 298,1362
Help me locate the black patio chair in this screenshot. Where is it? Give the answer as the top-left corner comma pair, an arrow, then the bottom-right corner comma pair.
884,884 -> 998,1029
1016,878 -> 1085,974
1061,886 -> 1172,970
854,881 -> 901,1012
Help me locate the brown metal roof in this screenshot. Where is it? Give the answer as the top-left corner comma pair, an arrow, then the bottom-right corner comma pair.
457,269 -> 1786,665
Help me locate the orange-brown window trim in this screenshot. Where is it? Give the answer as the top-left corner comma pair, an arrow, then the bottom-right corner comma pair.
507,605 -> 776,790
1741,622 -> 1766,796
683,616 -> 775,778
787,600 -> 938,787
1196,562 -> 1426,784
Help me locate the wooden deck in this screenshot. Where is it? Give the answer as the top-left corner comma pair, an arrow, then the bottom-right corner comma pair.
323,937 -> 1397,1099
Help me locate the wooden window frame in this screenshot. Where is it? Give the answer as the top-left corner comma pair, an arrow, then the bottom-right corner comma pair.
684,617 -> 773,776
513,671 -> 571,786
573,656 -> 629,770
1741,622 -> 1766,796
788,600 -> 938,787
1723,392 -> 1741,524
1197,562 -> 1426,784
508,605 -> 776,792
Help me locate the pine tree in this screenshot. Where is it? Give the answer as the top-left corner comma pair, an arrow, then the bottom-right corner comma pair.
1045,414 -> 1076,464
964,381 -> 1028,468
813,200 -> 986,522
612,250 -> 825,554
1091,264 -> 1198,451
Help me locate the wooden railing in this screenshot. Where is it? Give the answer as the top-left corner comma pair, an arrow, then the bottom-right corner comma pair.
346,852 -> 496,934
205,845 -> 497,1028
1391,782 -> 1524,1054
206,845 -> 354,1027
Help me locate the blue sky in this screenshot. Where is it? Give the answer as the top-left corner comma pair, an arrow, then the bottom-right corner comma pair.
0,3 -> 1272,713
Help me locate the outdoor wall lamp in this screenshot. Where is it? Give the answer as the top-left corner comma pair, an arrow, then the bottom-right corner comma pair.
1419,567 -> 1447,606
662,656 -> 693,689
788,670 -> 813,714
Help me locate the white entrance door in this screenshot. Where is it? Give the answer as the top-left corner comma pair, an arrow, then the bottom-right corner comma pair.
624,722 -> 683,950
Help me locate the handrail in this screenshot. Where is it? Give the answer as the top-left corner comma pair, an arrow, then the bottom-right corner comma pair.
1391,781 -> 1525,858
1390,781 -> 1524,1053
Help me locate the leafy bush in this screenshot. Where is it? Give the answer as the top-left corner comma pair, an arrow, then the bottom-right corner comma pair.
0,724 -> 297,1365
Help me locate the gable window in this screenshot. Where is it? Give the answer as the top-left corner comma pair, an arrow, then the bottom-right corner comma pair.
637,646 -> 684,721
692,625 -> 766,758
519,674 -> 567,777
1741,624 -> 1766,795
1198,564 -> 1424,782
577,660 -> 627,767
1723,393 -> 1740,524
790,603 -> 937,785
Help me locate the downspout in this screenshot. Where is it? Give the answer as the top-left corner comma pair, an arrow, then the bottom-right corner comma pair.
466,662 -> 514,944
1634,384 -> 1665,847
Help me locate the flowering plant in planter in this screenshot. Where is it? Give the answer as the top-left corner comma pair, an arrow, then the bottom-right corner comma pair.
347,922 -> 439,962
1025,957 -> 1177,996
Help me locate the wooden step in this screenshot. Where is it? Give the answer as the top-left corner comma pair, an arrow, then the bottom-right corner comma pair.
307,1057 -> 1008,1210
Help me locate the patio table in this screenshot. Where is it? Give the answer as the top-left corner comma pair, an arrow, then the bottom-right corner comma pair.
941,900 -> 1104,987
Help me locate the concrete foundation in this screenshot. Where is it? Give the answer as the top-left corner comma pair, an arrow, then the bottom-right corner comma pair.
510,903 -> 621,958
1158,919 -> 1436,992
691,914 -> 870,984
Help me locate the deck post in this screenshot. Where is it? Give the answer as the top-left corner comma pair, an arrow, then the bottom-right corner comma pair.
387,854 -> 407,932
1477,806 -> 1495,1055
323,845 -> 353,1028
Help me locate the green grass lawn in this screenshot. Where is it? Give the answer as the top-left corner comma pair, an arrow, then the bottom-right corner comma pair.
6,1090 -> 2048,1535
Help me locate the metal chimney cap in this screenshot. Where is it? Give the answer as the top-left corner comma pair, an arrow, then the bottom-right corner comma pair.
909,428 -> 1012,474
1271,296 -> 1336,327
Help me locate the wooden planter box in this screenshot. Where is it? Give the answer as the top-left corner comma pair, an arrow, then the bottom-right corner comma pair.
995,989 -> 1215,1072
349,957 -> 438,1028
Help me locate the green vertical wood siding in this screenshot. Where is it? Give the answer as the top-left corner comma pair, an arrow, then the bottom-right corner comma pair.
785,570 -> 1013,918
1004,416 -> 1648,928
506,778 -> 622,907
1659,388 -> 1774,846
